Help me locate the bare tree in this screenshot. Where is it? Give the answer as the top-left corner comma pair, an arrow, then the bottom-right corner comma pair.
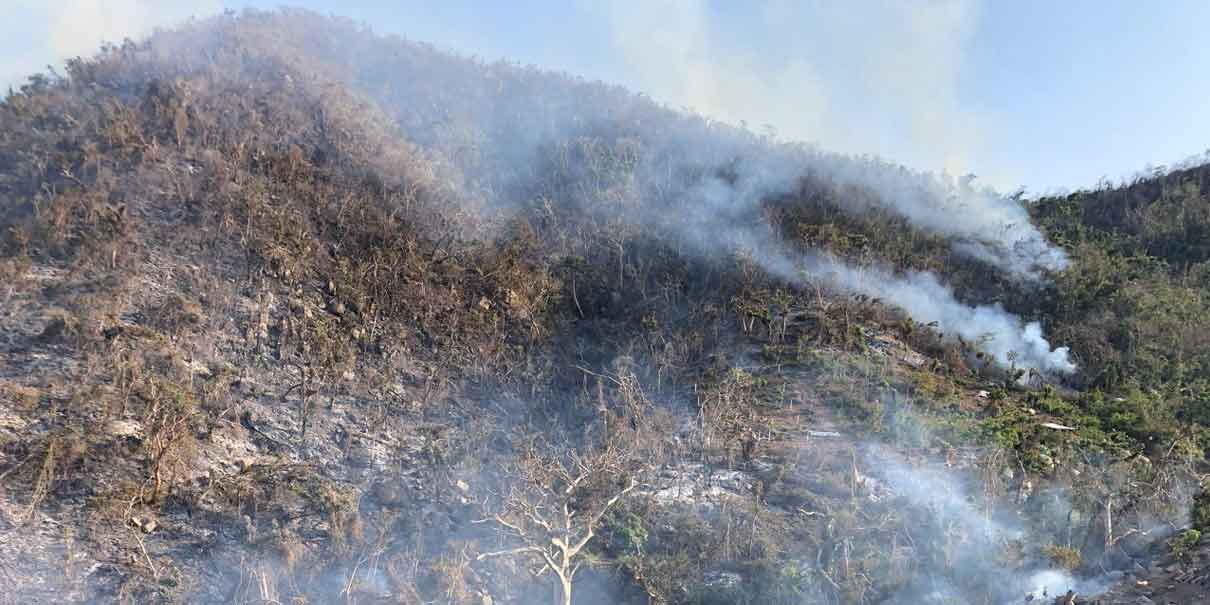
475,434 -> 644,605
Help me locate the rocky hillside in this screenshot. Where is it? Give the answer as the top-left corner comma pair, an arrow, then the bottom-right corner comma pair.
1,8 -> 1208,605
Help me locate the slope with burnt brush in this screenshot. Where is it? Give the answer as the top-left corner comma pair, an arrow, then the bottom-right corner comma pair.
0,8 -> 1207,605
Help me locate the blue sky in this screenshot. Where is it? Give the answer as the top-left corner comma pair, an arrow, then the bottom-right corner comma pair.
3,1 -> 1208,194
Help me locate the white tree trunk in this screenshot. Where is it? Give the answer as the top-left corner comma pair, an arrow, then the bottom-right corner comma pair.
558,572 -> 572,605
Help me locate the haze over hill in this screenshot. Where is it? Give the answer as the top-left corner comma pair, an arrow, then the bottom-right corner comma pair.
6,1 -> 1210,192
0,8 -> 1209,605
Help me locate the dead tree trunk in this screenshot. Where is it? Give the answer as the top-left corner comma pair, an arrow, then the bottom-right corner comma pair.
475,440 -> 640,605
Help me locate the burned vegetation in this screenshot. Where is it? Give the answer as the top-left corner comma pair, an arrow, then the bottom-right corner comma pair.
1,8 -> 1210,605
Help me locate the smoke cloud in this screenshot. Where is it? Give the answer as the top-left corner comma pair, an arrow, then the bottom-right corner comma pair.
422,75 -> 1078,372
51,5 -> 1068,377
821,260 -> 1075,373
593,0 -> 988,179
2,4 -> 1074,373
2,1 -> 1073,372
613,131 -> 1075,373
0,0 -> 217,91
587,0 -> 1070,281
863,444 -> 1110,604
797,152 -> 1071,279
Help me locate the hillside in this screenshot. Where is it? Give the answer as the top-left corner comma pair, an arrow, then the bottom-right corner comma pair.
1,8 -> 1208,605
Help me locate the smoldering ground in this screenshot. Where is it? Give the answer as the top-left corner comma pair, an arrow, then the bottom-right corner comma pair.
21,5 -> 1075,374
3,7 -> 1163,605
316,37 -> 1076,372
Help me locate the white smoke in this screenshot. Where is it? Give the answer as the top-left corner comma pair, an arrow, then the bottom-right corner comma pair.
0,1 -> 1067,280
823,261 -> 1075,373
74,6 -> 1074,375
799,152 -> 1071,280
1018,570 -> 1110,605
730,245 -> 1075,374
865,445 -> 1106,604
1,0 -> 218,91
590,0 -> 1070,281
660,143 -> 1075,374
594,0 -> 986,178
584,112 -> 1069,283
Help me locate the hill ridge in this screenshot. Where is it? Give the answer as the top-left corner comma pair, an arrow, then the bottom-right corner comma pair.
0,8 -> 1207,605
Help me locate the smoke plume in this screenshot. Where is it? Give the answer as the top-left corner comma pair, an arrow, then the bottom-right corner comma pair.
584,0 -> 1069,281
611,130 -> 1075,373
1,0 -> 217,91
863,444 -> 1110,604
101,6 -> 1075,374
